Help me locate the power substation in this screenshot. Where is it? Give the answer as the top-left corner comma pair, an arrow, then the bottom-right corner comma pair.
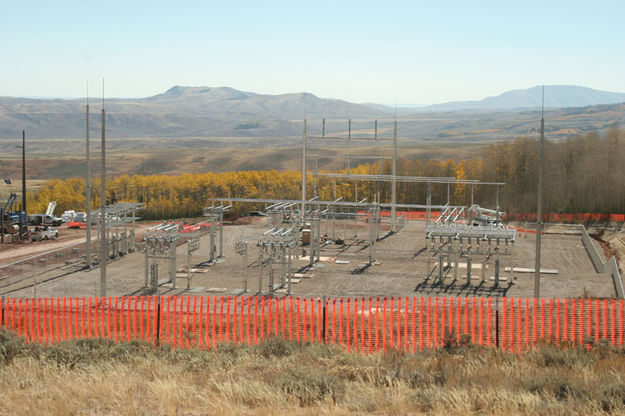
0,119 -> 620,300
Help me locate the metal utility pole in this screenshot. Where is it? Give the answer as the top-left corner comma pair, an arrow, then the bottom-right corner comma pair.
100,87 -> 107,297
21,130 -> 26,226
534,86 -> 545,298
86,93 -> 92,268
302,119 -> 307,213
391,121 -> 397,232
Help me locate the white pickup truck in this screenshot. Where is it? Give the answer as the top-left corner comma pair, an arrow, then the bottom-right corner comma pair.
31,226 -> 59,241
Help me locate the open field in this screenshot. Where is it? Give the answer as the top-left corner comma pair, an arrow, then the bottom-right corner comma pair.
0,218 -> 615,300
0,137 -> 481,183
1,334 -> 625,415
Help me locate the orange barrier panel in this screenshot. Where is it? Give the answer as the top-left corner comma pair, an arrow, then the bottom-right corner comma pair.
433,297 -> 437,348
363,298 -> 373,353
375,298 -> 379,351
418,297 -> 423,351
426,297 -> 431,348
3,295 -> 625,354
604,300 -> 608,341
618,299 -> 624,348
382,298 -> 387,351
487,298 -> 492,347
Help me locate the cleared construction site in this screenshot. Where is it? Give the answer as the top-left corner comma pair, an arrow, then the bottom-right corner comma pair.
0,119 -> 621,300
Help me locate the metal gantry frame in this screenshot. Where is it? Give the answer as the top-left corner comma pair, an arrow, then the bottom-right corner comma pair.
425,208 -> 517,287
94,202 -> 144,264
216,197 -> 416,268
302,118 -> 506,233
142,221 -> 202,292
303,119 -> 402,232
256,225 -> 297,295
203,120 -> 511,292
143,222 -> 180,292
203,203 -> 231,263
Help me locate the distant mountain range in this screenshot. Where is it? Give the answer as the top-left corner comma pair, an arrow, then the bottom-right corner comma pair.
0,85 -> 624,139
368,85 -> 625,113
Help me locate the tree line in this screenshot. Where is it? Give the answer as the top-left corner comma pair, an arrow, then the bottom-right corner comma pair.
26,127 -> 625,220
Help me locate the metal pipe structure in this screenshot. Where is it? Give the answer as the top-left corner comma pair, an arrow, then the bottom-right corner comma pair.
534,87 -> 545,298
21,130 -> 26,231
309,172 -> 504,186
213,197 -> 460,211
86,96 -> 92,268
100,96 -> 106,297
301,119 -> 307,213
391,121 -> 397,232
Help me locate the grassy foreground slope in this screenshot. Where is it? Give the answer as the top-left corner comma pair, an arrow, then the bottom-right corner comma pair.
0,332 -> 624,415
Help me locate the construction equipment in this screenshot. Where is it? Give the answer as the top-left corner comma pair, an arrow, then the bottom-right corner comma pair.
28,201 -> 63,226
468,204 -> 503,226
2,193 -> 26,226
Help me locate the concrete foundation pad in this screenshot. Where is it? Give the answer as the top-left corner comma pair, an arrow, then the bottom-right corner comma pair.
505,267 -> 558,274
206,287 -> 228,293
457,263 -> 487,269
299,256 -> 335,262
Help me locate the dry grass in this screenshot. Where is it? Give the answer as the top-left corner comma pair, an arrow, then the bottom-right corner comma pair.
0,139 -> 481,182
0,331 -> 624,415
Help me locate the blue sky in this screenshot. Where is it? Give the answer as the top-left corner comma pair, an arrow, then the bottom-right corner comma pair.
2,0 -> 624,104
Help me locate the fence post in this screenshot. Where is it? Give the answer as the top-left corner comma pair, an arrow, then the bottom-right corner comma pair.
155,296 -> 162,347
1,296 -> 4,328
495,297 -> 500,348
322,296 -> 327,344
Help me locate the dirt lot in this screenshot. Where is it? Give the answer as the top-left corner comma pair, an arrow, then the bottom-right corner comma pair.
0,224 -> 151,264
0,218 -> 617,300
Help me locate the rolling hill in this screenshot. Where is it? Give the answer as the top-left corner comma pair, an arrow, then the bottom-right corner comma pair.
0,85 -> 624,140
411,85 -> 625,112
0,86 -> 385,139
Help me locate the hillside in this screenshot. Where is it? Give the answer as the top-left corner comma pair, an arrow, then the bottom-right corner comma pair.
1,334 -> 625,415
0,86 -> 384,139
415,85 -> 625,112
0,85 -> 624,140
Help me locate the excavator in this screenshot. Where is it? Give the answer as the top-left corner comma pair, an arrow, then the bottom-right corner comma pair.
0,161 -> 27,234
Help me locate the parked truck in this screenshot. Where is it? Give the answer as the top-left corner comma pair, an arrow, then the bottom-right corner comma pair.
27,201 -> 63,227
31,225 -> 58,241
28,214 -> 63,227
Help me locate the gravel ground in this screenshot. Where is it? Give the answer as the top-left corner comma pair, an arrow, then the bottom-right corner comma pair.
0,218 -> 615,299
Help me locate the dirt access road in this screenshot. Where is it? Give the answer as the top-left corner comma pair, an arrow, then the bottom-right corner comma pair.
0,224 -> 151,265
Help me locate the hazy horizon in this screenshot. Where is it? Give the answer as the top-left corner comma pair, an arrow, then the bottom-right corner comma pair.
3,1 -> 624,104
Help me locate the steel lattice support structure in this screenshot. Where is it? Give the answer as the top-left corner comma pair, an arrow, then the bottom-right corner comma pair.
302,119 -> 505,233
253,226 -> 297,295
424,209 -> 517,287
142,222 -> 202,291
203,204 -> 231,263
94,202 -> 144,264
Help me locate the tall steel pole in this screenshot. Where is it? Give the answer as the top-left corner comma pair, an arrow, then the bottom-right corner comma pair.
86,96 -> 92,268
21,130 -> 26,221
534,86 -> 545,298
391,121 -> 397,232
301,119 -> 307,214
100,92 -> 107,297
